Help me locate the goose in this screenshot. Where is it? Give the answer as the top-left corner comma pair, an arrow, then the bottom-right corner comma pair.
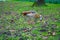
22,11 -> 43,24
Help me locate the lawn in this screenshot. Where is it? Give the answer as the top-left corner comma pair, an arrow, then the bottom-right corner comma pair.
0,1 -> 60,40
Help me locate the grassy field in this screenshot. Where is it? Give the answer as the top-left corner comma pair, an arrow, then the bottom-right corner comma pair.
0,1 -> 60,40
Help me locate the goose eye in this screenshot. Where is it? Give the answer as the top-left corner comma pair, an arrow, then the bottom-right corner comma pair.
32,12 -> 35,13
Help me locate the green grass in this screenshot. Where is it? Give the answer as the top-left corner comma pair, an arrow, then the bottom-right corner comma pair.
0,1 -> 60,40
